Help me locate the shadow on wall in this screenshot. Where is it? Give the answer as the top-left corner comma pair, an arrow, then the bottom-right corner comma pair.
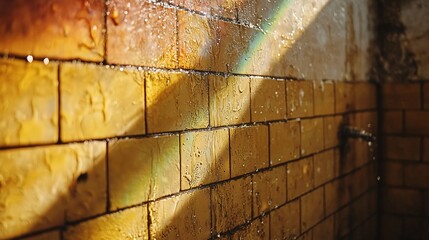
0,0 -> 376,239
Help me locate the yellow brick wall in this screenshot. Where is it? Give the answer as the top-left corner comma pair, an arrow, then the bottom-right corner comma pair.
0,0 -> 378,239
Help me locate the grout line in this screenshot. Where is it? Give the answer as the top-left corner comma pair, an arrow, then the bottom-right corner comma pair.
103,0 -> 108,64
57,64 -> 62,144
228,128 -> 232,179
144,73 -> 149,135
149,0 -> 264,32
178,132 -> 183,191
147,204 -> 152,239
421,82 -> 424,110
1,53 -> 384,83
105,140 -> 111,212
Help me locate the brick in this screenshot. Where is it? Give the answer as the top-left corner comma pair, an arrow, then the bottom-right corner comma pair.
146,72 -> 208,133
336,142 -> 357,175
0,59 -> 58,146
0,142 -> 105,239
325,179 -> 350,215
335,82 -> 354,113
382,161 -> 403,186
107,1 -> 176,67
180,129 -> 229,189
230,125 -> 268,177
314,150 -> 335,187
404,163 -> 429,188
256,0 -> 347,80
235,0 -> 258,25
312,216 -> 334,240
380,214 -> 402,240
354,83 -> 377,110
216,21 -> 256,74
425,138 -> 429,162
21,231 -> 61,240
149,189 -> 211,239
352,167 -> 370,197
286,81 -> 314,118
108,136 -> 180,209
383,83 -> 421,110
350,216 -> 376,240
181,15 -> 258,73
355,193 -> 371,224
334,205 -> 353,238
336,194 -> 371,238
297,230 -> 313,240
383,188 -> 423,215
350,111 -> 377,133
231,216 -> 269,240
382,111 -> 403,134
425,191 -> 429,217
64,206 -> 148,240
333,148 -> 341,177
287,157 -> 313,199
217,0 -> 238,20
0,0 -> 104,61
384,136 -> 421,161
66,144 -> 107,222
368,188 -> 379,215
270,199 -> 300,240
425,84 -> 429,109
300,118 -> 324,156
212,176 -> 252,233
253,0 -> 280,26
353,139 -> 372,168
168,0 -> 216,16
314,81 -> 335,115
209,75 -> 250,126
301,187 -> 324,231
169,0 -> 239,20
270,121 -> 300,165
402,217 -> 426,239
405,111 -> 429,135
178,11 -> 218,71
250,78 -> 286,122
60,63 -> 145,141
324,115 -> 343,149
253,167 -> 287,216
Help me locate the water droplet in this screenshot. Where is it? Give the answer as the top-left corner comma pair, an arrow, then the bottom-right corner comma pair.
26,55 -> 33,63
43,58 -> 49,65
377,176 -> 381,181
